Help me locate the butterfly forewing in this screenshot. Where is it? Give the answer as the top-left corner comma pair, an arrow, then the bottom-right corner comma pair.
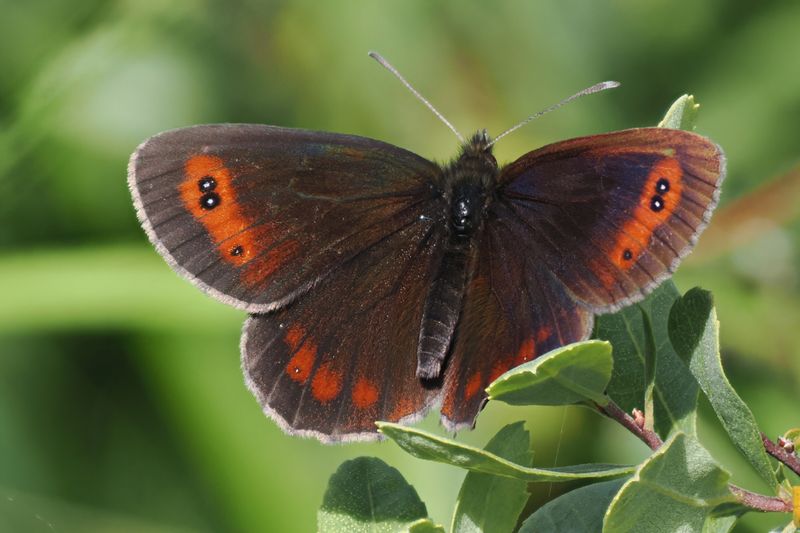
128,124 -> 443,312
497,128 -> 724,313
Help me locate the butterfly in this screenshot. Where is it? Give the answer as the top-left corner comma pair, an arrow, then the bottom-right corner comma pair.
128,53 -> 725,443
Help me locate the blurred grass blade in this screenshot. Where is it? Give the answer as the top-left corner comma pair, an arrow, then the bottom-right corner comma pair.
0,245 -> 242,335
487,340 -> 612,407
451,422 -> 532,533
318,457 -> 440,533
377,423 -> 633,482
519,478 -> 627,532
669,288 -> 779,489
603,433 -> 735,532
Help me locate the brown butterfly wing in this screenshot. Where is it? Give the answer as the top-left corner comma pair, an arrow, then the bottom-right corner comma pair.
441,128 -> 723,428
440,223 -> 593,429
128,124 -> 442,313
497,127 -> 725,313
242,217 -> 446,442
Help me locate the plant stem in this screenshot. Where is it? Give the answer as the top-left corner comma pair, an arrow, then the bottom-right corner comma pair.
595,400 -> 793,514
729,486 -> 792,513
761,432 -> 800,477
595,401 -> 662,450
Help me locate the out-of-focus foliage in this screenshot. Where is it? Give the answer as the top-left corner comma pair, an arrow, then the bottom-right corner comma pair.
1,1 -> 798,531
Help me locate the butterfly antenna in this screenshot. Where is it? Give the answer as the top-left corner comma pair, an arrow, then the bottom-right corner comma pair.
487,81 -> 620,148
369,51 -> 465,143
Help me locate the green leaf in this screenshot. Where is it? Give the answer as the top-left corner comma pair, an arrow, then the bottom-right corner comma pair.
669,288 -> 779,489
377,422 -> 634,482
451,422 -> 533,533
702,500 -> 749,533
318,457 -> 439,533
603,433 -> 735,533
407,519 -> 446,533
769,521 -> 800,533
519,478 -> 627,532
640,307 -> 657,432
657,94 -> 700,130
702,514 -> 739,533
487,340 -> 612,407
594,281 -> 699,438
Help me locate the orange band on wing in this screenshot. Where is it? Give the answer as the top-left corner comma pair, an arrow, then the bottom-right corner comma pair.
389,397 -> 414,421
515,337 -> 536,365
311,362 -> 343,403
352,378 -> 379,409
180,155 -> 258,264
513,327 -> 551,367
536,325 -> 552,343
489,358 -> 512,384
181,155 -> 294,287
465,371 -> 483,401
243,239 -> 300,286
606,158 -> 684,279
284,325 -> 317,384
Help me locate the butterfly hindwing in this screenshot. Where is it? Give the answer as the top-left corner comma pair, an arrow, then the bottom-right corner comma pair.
242,216 -> 446,442
496,127 -> 724,312
128,124 -> 442,312
440,220 -> 594,429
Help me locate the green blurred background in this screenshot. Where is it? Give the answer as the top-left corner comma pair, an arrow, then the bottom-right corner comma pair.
1,1 -> 799,531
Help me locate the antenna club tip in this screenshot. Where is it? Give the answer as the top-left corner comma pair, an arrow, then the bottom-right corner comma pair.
588,81 -> 621,93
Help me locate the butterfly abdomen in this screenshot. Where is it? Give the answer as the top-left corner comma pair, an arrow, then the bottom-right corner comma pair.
416,138 -> 498,380
417,237 -> 471,380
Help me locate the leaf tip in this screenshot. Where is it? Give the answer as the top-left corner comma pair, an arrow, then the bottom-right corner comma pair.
657,94 -> 701,130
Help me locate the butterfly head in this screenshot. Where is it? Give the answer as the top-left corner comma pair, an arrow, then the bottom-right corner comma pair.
450,129 -> 498,186
439,130 -> 499,237
465,129 -> 492,154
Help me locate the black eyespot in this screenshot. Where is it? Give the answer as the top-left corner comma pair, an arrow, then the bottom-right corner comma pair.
622,249 -> 633,261
200,192 -> 220,210
198,176 -> 217,192
650,195 -> 665,212
230,245 -> 244,256
656,178 -> 670,194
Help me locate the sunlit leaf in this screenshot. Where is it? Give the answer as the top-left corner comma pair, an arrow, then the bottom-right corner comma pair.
378,423 -> 633,482
487,340 -> 612,407
669,288 -> 779,488
519,478 -> 627,532
318,457 -> 437,533
603,433 -> 735,532
407,519 -> 446,533
657,94 -> 700,130
703,514 -> 740,533
451,422 -> 532,533
594,282 -> 698,438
